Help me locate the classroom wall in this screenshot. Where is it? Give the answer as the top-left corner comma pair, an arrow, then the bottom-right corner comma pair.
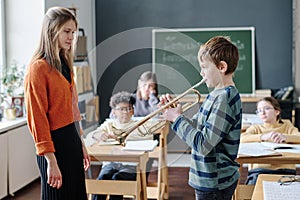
5,0 -> 44,66
95,0 -> 293,122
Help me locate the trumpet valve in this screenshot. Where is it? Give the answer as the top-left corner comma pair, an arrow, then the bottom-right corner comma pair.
169,103 -> 177,108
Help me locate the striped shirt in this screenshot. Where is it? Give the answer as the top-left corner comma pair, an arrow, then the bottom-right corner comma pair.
171,86 -> 242,191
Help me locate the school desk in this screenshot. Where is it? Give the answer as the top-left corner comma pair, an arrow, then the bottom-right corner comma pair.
234,152 -> 300,200
86,145 -> 149,200
85,120 -> 169,200
251,174 -> 283,200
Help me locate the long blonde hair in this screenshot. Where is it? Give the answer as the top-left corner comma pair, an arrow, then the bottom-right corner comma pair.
31,7 -> 78,72
136,71 -> 158,99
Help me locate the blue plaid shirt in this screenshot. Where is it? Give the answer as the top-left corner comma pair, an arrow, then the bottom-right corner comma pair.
172,86 -> 242,191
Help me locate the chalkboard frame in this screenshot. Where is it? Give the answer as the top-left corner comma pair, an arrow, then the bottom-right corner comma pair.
152,27 -> 255,96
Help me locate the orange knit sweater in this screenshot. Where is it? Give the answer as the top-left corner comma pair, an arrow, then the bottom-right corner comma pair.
24,59 -> 81,155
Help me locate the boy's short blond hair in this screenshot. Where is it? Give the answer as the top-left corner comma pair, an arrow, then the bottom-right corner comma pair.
198,36 -> 239,75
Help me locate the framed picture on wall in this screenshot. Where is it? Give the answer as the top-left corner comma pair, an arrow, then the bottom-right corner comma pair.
12,96 -> 24,117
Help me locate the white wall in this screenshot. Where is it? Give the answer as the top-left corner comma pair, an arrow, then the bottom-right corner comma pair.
5,0 -> 44,67
5,0 -> 96,92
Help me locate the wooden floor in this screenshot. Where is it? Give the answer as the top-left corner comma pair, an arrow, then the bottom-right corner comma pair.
1,166 -> 250,200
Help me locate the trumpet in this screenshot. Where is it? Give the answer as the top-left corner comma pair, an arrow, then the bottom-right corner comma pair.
116,79 -> 206,145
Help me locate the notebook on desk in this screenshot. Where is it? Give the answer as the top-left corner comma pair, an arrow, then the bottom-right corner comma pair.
238,142 -> 282,157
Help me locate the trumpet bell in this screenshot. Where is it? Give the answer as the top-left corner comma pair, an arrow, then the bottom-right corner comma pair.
116,81 -> 204,145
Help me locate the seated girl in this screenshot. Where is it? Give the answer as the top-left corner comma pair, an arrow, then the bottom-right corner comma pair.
241,96 -> 300,185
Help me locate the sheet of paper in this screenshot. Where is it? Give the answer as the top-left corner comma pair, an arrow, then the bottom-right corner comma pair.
122,140 -> 158,151
98,139 -> 120,145
263,181 -> 300,200
238,142 -> 280,157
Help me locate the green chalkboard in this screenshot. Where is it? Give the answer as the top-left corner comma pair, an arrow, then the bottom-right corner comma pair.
152,27 -> 255,95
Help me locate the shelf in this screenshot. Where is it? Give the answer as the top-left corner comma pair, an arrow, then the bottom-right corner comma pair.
78,90 -> 94,102
73,60 -> 89,66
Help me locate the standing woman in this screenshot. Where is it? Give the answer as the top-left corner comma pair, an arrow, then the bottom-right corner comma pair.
24,7 -> 90,200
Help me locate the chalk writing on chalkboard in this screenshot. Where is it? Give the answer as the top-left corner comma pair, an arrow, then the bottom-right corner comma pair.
152,27 -> 255,95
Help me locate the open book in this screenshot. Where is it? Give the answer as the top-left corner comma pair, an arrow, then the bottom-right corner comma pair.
261,142 -> 294,150
238,142 -> 282,157
122,140 -> 158,151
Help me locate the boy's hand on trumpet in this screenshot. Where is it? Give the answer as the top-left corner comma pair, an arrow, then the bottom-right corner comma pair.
159,94 -> 182,122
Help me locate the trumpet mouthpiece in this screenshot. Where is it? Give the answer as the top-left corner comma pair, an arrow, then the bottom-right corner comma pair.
193,79 -> 206,88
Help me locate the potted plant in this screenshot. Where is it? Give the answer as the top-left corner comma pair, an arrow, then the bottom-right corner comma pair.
0,61 -> 25,120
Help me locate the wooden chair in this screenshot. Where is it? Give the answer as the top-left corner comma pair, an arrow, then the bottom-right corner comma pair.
86,178 -> 143,200
85,145 -> 149,200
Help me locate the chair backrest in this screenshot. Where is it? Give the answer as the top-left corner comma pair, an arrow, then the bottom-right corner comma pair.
85,179 -> 139,200
234,184 -> 255,200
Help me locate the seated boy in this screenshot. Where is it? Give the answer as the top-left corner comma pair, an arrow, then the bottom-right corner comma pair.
90,91 -> 154,200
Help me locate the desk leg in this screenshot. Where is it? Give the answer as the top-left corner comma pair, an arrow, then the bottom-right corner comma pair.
161,132 -> 169,199
141,172 -> 147,200
139,154 -> 148,200
161,124 -> 169,199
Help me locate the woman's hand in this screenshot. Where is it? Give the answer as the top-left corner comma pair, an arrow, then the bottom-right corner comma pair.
261,132 -> 287,143
81,143 -> 91,171
44,152 -> 62,189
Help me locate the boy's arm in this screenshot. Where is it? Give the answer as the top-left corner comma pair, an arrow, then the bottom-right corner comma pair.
92,121 -> 112,142
172,96 -> 238,156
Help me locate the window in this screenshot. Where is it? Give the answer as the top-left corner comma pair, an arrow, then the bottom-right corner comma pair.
0,0 -> 5,90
